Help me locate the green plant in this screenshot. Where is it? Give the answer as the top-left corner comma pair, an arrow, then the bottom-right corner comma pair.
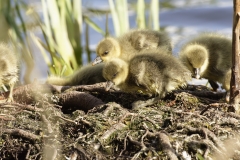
135,0 -> 160,30
108,0 -> 161,36
35,0 -> 106,76
109,0 -> 129,37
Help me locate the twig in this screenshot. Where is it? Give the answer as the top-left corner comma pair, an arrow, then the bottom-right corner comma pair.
25,144 -> 32,160
41,115 -> 53,133
74,116 -> 92,126
178,90 -> 225,100
227,112 -> 240,119
0,114 -> 16,121
118,132 -> 130,159
3,128 -> 40,142
0,102 -> 43,112
185,140 -> 209,158
187,127 -> 225,152
127,135 -> 142,146
56,115 -> 77,125
74,144 -> 91,160
100,122 -> 127,144
50,82 -> 108,93
69,151 -> 78,160
103,102 -> 129,117
147,131 -> 179,160
174,110 -> 210,121
128,130 -> 151,160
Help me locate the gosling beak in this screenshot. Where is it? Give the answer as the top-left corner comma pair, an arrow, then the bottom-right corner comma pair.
194,68 -> 201,79
92,56 -> 103,66
105,81 -> 114,91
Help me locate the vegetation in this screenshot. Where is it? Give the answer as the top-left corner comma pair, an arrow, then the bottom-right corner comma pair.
0,0 -> 161,80
1,0 -> 239,159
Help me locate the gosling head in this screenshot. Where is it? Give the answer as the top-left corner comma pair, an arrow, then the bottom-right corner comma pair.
102,58 -> 128,91
180,44 -> 209,79
92,37 -> 121,65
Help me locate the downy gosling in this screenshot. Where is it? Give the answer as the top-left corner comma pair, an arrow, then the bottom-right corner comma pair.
47,63 -> 106,86
179,33 -> 232,91
92,29 -> 172,65
0,43 -> 18,102
102,50 -> 191,98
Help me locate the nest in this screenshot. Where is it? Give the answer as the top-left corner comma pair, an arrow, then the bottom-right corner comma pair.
0,82 -> 239,160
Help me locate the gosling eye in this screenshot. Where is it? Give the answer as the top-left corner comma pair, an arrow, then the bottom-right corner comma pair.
102,51 -> 109,56
112,72 -> 118,78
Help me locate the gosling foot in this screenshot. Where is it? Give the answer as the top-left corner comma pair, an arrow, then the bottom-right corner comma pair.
6,96 -> 14,102
225,91 -> 230,102
131,97 -> 160,109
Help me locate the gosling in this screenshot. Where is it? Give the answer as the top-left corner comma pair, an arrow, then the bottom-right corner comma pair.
128,29 -> 172,52
102,50 -> 191,98
179,33 -> 232,91
0,43 -> 18,102
92,29 -> 172,65
46,63 -> 106,86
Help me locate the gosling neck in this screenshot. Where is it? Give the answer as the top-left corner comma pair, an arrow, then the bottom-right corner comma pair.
198,53 -> 209,77
110,37 -> 121,58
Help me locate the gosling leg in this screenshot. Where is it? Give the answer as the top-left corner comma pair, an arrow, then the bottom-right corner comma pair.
6,83 -> 15,102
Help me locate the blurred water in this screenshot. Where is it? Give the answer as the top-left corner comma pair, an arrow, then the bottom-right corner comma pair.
161,5 -> 232,54
28,0 -> 233,84
83,0 -> 232,55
